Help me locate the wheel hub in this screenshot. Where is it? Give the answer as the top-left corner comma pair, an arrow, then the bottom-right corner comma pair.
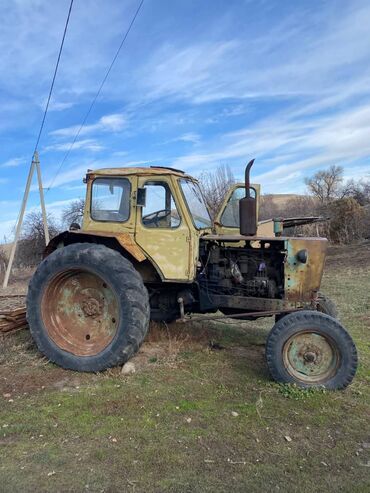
82,297 -> 103,317
283,331 -> 339,384
303,350 -> 317,363
41,269 -> 120,357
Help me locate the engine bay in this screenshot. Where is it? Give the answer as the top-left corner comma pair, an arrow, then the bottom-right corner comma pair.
197,240 -> 286,306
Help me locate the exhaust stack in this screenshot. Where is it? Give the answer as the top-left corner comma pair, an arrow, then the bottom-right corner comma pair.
239,159 -> 257,236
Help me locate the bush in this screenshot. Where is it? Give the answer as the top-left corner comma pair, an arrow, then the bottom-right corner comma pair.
327,197 -> 365,244
14,212 -> 60,268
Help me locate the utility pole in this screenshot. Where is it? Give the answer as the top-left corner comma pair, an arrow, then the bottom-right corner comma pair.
35,152 -> 50,245
2,152 -> 49,288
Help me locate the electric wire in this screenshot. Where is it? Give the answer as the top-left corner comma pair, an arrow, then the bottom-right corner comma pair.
34,0 -> 74,153
13,0 -> 74,229
46,0 -> 145,193
19,0 -> 74,217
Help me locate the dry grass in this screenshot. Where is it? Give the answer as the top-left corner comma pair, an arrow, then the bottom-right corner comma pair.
0,243 -> 368,492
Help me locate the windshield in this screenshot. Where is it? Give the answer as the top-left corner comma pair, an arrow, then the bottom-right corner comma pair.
179,179 -> 212,229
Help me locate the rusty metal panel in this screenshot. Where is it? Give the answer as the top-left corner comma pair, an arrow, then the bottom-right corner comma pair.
284,238 -> 328,302
203,234 -> 287,241
115,233 -> 146,262
87,167 -> 194,180
45,231 -> 147,263
76,231 -> 146,262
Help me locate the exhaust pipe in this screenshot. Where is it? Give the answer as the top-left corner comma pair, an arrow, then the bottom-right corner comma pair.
239,159 -> 257,236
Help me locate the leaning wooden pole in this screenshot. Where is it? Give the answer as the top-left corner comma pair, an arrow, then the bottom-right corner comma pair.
35,151 -> 50,245
2,158 -> 36,289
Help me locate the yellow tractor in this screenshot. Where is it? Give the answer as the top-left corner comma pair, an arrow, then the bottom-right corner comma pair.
27,161 -> 357,389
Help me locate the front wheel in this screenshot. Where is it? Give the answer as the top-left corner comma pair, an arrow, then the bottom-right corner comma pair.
316,292 -> 338,319
266,311 -> 357,389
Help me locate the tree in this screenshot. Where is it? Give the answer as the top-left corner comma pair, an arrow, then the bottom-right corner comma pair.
198,164 -> 235,219
327,197 -> 365,244
259,194 -> 319,221
341,179 -> 370,206
61,199 -> 85,228
0,248 -> 7,282
304,165 -> 344,204
15,212 -> 60,267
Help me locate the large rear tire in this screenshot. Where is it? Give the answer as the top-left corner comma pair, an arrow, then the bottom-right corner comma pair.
266,311 -> 357,390
27,243 -> 150,372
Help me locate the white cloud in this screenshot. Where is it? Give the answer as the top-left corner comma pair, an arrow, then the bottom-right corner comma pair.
38,96 -> 74,112
43,164 -> 90,190
170,98 -> 370,193
0,157 -> 24,168
138,41 -> 239,103
177,133 -> 200,144
41,158 -> 141,191
48,101 -> 74,112
1,0 -> 370,204
50,113 -> 126,138
160,132 -> 201,146
44,139 -> 104,152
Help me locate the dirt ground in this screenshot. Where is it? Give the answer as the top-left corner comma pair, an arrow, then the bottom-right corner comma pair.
0,241 -> 368,401
326,240 -> 370,268
0,242 -> 369,492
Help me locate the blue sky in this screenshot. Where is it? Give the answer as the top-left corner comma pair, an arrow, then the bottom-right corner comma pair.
1,0 -> 370,240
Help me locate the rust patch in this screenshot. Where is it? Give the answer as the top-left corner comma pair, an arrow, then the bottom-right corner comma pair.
41,269 -> 119,357
115,233 -> 146,261
45,230 -> 147,262
284,238 -> 328,302
282,330 -> 340,384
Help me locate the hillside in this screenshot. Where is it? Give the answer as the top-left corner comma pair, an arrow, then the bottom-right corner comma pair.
261,193 -> 303,206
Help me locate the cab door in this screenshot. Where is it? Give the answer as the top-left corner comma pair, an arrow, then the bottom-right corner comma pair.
214,183 -> 260,235
135,176 -> 192,281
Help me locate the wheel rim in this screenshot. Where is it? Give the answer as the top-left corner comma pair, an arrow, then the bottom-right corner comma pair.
41,269 -> 120,357
282,330 -> 340,384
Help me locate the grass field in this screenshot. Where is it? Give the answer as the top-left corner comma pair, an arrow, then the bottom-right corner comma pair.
0,244 -> 369,492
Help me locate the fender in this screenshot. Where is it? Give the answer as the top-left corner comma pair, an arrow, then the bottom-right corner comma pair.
44,230 -> 164,283
45,230 -> 146,262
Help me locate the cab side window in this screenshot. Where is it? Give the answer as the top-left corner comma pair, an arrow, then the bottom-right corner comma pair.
91,178 -> 131,222
142,181 -> 180,228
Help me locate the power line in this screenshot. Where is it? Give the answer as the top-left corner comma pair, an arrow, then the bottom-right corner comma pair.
2,0 -> 75,288
9,0 -> 73,242
34,0 -> 74,153
46,0 -> 145,193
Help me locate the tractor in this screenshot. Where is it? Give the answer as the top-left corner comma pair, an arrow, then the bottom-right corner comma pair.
27,161 -> 357,389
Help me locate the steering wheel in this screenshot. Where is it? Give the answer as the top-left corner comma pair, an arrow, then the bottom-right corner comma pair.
142,209 -> 171,227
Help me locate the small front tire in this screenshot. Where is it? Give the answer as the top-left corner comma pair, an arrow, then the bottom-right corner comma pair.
266,311 -> 357,390
316,292 -> 339,319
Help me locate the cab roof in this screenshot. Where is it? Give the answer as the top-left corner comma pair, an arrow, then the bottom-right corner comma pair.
87,166 -> 195,180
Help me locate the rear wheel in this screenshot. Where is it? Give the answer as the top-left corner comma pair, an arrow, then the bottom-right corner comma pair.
27,243 -> 150,372
266,311 -> 357,389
